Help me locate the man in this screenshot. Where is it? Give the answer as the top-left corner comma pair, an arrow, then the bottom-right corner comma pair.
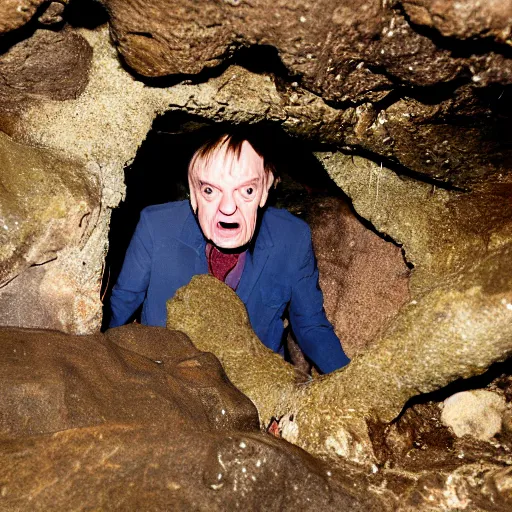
110,127 -> 349,373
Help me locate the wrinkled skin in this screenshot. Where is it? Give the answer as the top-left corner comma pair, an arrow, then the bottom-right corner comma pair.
188,138 -> 274,249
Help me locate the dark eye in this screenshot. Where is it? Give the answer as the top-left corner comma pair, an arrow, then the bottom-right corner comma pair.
204,186 -> 213,195
246,187 -> 254,195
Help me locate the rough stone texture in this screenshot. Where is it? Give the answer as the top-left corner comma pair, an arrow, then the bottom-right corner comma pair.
167,268 -> 512,465
166,276 -> 306,429
0,28 -> 91,102
38,1 -> 66,25
309,196 -> 410,357
319,153 -> 512,290
0,325 -> 385,511
343,91 -> 512,189
401,0 -> 512,43
0,131 -> 101,332
2,328 -> 512,511
375,402 -> 456,465
0,27 -> 93,134
441,390 -> 507,441
167,275 -> 512,508
0,132 -> 97,285
0,0 -> 47,34
5,24 -> 510,333
102,0 -> 512,89
97,0 -> 512,190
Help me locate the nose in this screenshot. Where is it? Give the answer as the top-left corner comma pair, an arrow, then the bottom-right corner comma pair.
219,193 -> 237,216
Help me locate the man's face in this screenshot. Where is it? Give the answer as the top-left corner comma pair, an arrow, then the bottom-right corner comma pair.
189,140 -> 273,249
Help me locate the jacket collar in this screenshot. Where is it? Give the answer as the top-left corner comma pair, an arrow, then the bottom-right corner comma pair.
179,205 -> 207,255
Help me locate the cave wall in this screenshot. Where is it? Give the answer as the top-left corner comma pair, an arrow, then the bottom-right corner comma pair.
0,0 -> 510,347
1,1 -> 512,509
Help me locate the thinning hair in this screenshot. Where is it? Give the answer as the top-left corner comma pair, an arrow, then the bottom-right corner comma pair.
188,125 -> 277,178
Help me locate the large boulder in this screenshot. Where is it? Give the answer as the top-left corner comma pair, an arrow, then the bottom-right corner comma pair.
0,325 -> 384,511
0,27 -> 92,133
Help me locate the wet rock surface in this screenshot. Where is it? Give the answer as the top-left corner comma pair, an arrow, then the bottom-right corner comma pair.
101,0 -> 511,89
0,325 -> 384,511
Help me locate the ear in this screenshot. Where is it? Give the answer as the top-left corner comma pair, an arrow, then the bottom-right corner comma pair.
188,176 -> 198,213
259,171 -> 274,208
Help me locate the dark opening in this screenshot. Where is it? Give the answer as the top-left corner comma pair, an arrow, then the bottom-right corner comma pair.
101,114 -> 412,373
101,114 -> 345,324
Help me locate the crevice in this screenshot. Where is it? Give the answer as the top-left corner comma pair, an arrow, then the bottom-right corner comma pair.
66,0 -> 110,29
394,356 -> 512,424
341,146 -> 469,192
30,256 -> 58,267
115,42 -> 298,90
395,3 -> 512,59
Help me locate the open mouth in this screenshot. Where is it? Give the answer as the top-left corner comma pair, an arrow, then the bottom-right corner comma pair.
218,221 -> 240,230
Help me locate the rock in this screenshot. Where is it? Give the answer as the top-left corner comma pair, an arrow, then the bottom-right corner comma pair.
166,274 -> 305,430
0,0 -> 46,34
101,0 -> 512,92
0,27 -> 92,137
309,196 -> 410,357
0,6 -> 509,345
0,28 -> 92,106
402,0 -> 512,44
84,3 -> 511,189
319,153 -> 512,286
0,131 -> 100,332
167,258 -> 512,464
38,1 -> 66,25
0,325 -> 385,511
441,390 -> 507,441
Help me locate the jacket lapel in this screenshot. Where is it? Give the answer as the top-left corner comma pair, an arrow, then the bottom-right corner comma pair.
177,208 -> 208,275
237,211 -> 274,304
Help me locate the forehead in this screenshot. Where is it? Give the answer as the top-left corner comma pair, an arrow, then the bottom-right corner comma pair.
191,140 -> 265,183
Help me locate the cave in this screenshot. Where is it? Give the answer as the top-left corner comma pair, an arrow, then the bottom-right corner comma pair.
1,0 -> 512,510
102,112 -> 412,367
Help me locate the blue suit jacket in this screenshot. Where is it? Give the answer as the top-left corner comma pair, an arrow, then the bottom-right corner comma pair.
110,201 -> 349,373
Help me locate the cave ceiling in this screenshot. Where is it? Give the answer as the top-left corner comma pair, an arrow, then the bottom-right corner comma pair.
0,0 -> 510,191
98,0 -> 512,190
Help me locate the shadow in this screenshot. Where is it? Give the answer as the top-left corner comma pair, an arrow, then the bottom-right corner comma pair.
395,357 -> 512,423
